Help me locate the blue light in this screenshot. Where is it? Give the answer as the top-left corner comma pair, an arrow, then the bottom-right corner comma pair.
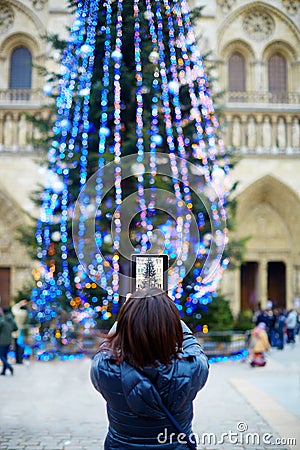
99,126 -> 111,137
152,134 -> 163,145
111,49 -> 123,61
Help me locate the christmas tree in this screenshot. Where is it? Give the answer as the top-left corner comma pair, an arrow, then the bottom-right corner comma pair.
141,258 -> 158,289
25,0 -> 235,349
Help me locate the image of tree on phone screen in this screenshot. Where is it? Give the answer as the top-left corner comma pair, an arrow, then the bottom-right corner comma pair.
139,258 -> 160,289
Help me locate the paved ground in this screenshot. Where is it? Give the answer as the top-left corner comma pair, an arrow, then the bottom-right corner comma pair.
0,341 -> 300,450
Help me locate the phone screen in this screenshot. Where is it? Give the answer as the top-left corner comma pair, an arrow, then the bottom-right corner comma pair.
131,254 -> 168,291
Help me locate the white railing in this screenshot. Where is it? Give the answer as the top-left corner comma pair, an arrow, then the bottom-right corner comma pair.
1,89 -> 299,106
0,89 -> 51,107
222,91 -> 300,105
0,90 -> 299,154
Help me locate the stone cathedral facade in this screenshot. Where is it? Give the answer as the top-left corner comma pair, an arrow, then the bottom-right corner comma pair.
0,0 -> 299,314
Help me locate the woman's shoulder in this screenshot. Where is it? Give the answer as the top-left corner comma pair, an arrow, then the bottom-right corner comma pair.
176,351 -> 209,389
90,348 -> 121,392
92,347 -> 118,370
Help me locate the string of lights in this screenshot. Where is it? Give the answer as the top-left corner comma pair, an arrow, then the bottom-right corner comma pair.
33,0 -> 230,347
110,0 -> 124,308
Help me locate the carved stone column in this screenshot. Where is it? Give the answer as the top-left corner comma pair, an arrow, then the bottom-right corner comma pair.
251,60 -> 264,92
225,114 -> 232,148
18,114 -> 28,148
294,266 -> 300,302
232,115 -> 242,148
259,259 -> 268,309
0,112 -> 4,147
12,112 -> 19,148
219,267 -> 240,316
27,118 -> 34,148
241,114 -> 247,152
246,116 -> 257,152
260,62 -> 267,93
3,114 -> 13,147
290,60 -> 300,92
0,56 -> 6,87
286,115 -> 292,154
286,261 -> 292,310
256,114 -> 262,152
271,115 -> 278,153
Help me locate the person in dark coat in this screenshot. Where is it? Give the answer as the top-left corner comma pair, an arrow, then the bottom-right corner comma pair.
0,308 -> 18,375
274,309 -> 286,350
12,299 -> 29,364
90,287 -> 209,449
255,310 -> 271,329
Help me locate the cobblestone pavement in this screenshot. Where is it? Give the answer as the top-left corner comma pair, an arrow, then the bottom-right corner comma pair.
0,342 -> 299,450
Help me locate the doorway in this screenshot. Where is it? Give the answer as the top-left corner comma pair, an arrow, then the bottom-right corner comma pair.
0,267 -> 11,309
240,262 -> 259,310
267,261 -> 286,308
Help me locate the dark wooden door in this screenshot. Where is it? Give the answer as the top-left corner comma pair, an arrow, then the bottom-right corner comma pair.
241,262 -> 259,310
0,268 -> 11,309
267,262 -> 286,308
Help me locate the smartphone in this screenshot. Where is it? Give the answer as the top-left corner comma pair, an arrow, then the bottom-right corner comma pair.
131,254 -> 169,292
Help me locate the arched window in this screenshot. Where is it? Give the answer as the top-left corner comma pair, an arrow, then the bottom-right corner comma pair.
268,53 -> 287,102
228,52 -> 246,92
9,46 -> 32,99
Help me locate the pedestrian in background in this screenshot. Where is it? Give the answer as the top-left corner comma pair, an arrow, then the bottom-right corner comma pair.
249,322 -> 270,367
252,302 -> 263,326
255,309 -> 270,330
267,309 -> 276,346
285,309 -> 299,344
0,308 -> 18,376
12,299 -> 29,364
91,287 -> 209,450
274,309 -> 286,350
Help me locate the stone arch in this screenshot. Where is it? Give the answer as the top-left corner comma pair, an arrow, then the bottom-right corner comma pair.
236,175 -> 300,250
0,32 -> 41,56
262,40 -> 297,62
221,39 -> 255,62
235,175 -> 300,309
263,40 -> 296,93
218,2 -> 300,54
0,32 -> 44,90
0,185 -> 33,307
0,186 -> 25,227
219,39 -> 255,93
0,0 -> 46,89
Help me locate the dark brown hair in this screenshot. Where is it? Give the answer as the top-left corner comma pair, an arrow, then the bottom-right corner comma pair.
103,287 -> 183,368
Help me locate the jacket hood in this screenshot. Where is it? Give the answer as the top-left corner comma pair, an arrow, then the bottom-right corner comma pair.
114,354 -> 203,418
120,361 -> 165,419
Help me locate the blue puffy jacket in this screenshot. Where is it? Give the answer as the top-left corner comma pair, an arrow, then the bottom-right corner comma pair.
90,321 -> 209,449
